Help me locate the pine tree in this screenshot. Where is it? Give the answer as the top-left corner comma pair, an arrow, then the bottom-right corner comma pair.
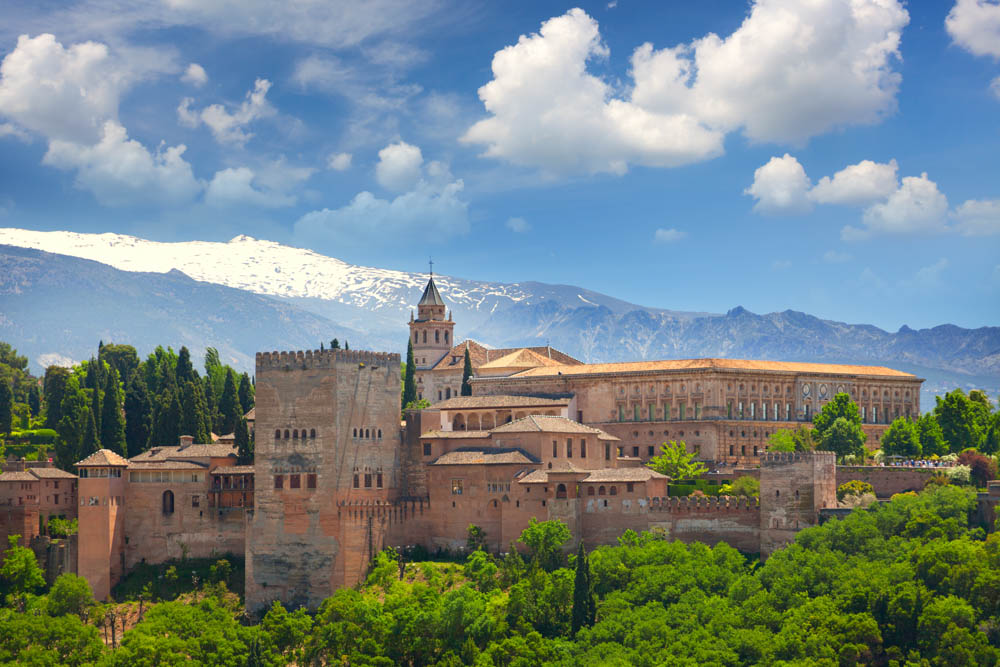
43,366 -> 71,429
238,373 -> 254,416
100,370 -> 127,456
180,381 -> 209,444
27,385 -> 40,418
461,347 -> 473,396
202,375 -> 218,437
149,388 -> 181,448
217,371 -> 240,436
80,407 -> 100,459
124,371 -> 152,456
403,339 -> 418,409
176,346 -> 194,385
0,379 -> 12,434
235,417 -> 253,464
571,541 -> 595,634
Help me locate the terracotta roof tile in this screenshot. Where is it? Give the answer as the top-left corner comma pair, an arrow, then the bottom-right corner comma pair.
508,358 -> 916,379
583,468 -> 669,482
432,447 -> 540,466
431,395 -> 572,410
244,407 -> 256,421
430,340 -> 581,372
76,449 -> 129,467
27,468 -> 78,479
491,415 -> 619,440
127,461 -> 208,471
420,430 -> 492,439
0,471 -> 38,482
212,465 -> 255,474
130,444 -> 238,462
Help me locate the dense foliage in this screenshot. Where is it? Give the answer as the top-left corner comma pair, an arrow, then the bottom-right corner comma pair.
0,341 -> 253,468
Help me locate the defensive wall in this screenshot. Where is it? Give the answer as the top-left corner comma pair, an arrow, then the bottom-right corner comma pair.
836,466 -> 941,498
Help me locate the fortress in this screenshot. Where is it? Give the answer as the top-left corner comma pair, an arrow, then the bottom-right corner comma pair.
1,275 -> 936,612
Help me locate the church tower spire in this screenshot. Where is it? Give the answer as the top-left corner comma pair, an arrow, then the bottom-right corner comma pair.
409,266 -> 455,372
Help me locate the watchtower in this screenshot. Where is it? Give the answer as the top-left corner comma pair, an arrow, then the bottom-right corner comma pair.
408,271 -> 454,371
759,451 -> 836,557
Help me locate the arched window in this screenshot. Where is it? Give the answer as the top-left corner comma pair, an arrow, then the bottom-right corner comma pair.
274,429 -> 281,439
422,331 -> 427,343
445,388 -> 451,399
353,428 -> 358,438
414,332 -> 418,342
310,429 -> 316,438
444,332 -> 449,343
377,429 -> 382,439
587,486 -> 595,496
283,429 -> 290,439
610,486 -> 618,496
435,330 -> 440,343
293,429 -> 298,439
598,486 -> 606,496
556,483 -> 567,499
162,490 -> 174,515
365,429 -> 370,439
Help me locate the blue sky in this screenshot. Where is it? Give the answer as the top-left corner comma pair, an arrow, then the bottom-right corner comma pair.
1,0 -> 998,331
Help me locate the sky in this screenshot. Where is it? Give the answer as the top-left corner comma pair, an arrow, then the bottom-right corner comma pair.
0,0 -> 998,332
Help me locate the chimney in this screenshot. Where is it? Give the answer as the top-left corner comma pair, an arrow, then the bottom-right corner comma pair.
179,435 -> 194,449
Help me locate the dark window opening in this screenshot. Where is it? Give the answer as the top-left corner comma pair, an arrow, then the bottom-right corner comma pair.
307,474 -> 317,489
290,474 -> 301,489
274,475 -> 284,490
162,490 -> 174,514
423,443 -> 432,456
364,474 -> 372,488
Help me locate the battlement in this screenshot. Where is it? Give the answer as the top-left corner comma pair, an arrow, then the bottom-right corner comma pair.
256,348 -> 401,371
761,451 -> 836,466
337,497 -> 429,523
647,495 -> 760,512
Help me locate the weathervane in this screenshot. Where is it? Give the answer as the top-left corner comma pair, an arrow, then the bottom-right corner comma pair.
429,257 -> 434,277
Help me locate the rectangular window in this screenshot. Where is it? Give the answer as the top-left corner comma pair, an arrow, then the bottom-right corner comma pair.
553,440 -> 558,457
679,402 -> 686,420
648,445 -> 655,457
290,474 -> 301,489
307,474 -> 317,489
364,474 -> 372,488
192,495 -> 200,508
695,403 -> 701,419
566,439 -> 573,458
634,404 -> 640,421
274,475 -> 284,489
376,473 -> 383,489
580,439 -> 587,458
739,402 -> 744,419
632,446 -> 639,457
451,479 -> 463,495
649,404 -> 655,421
423,442 -> 432,456
618,405 -> 624,422
627,483 -> 634,493
353,474 -> 359,489
665,403 -> 671,420
786,403 -> 791,421
728,401 -> 733,419
750,402 -> 755,419
729,445 -> 734,456
605,443 -> 611,461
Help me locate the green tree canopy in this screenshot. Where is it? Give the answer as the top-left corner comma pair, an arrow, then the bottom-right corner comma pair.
43,366 -> 72,429
46,573 -> 94,618
0,378 -> 12,435
518,518 -> 571,572
217,371 -> 241,436
235,417 -> 252,464
237,372 -> 254,416
813,392 -> 865,442
935,389 -> 984,452
647,440 -> 708,480
0,535 -> 45,600
461,347 -> 473,397
821,416 -> 867,461
768,425 -> 817,452
402,338 -> 417,410
882,417 -> 921,459
123,370 -> 152,456
917,412 -> 948,458
100,369 -> 127,456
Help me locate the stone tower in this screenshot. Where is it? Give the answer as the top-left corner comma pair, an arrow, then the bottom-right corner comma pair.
246,348 -> 402,613
759,450 -> 836,557
409,273 -> 454,371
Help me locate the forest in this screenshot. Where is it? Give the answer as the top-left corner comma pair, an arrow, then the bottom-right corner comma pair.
1,484 -> 998,665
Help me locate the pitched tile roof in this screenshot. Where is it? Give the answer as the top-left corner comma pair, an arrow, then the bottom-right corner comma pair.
582,468 -> 669,482
509,358 -> 916,379
490,415 -> 619,440
127,461 -> 208,471
0,471 -> 38,482
244,407 -> 256,421
431,395 -> 572,410
430,340 -> 581,372
420,430 -> 492,439
212,465 -> 255,474
432,447 -> 540,466
418,276 -> 446,307
477,348 -> 567,372
26,468 -> 78,479
518,462 -> 590,483
76,449 -> 129,467
129,443 -> 238,462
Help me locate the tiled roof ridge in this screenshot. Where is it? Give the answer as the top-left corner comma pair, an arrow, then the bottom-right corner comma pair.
504,357 -> 917,379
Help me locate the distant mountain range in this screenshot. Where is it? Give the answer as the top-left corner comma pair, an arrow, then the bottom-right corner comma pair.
0,228 -> 997,410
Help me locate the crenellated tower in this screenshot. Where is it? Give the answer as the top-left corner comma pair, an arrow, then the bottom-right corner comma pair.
409,271 -> 455,370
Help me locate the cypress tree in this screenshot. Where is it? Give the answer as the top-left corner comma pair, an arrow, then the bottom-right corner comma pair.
202,375 -> 218,435
100,370 -> 127,456
0,379 -> 12,435
43,366 -> 71,429
176,346 -> 194,385
27,385 -> 40,418
79,407 -> 100,459
571,541 -> 594,635
124,371 -> 152,455
89,378 -> 102,444
217,371 -> 240,436
149,388 -> 182,448
461,347 -> 473,396
403,339 -> 418,409
235,417 -> 253,464
181,381 -> 210,444
344,340 -> 349,350
238,373 -> 254,415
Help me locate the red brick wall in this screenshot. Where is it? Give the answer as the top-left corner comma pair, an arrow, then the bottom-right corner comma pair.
836,466 -> 939,497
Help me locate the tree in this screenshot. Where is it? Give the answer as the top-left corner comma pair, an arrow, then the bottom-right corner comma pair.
344,340 -> 349,350
647,440 -> 708,480
837,480 -> 875,501
461,347 -> 473,396
935,389 -> 983,452
956,450 -> 997,488
27,385 -> 40,418
466,524 -> 487,552
917,413 -> 947,458
331,338 -> 340,349
518,518 -> 571,571
571,541 -> 595,635
86,361 -> 102,441
821,417 -> 866,461
47,573 -> 95,619
43,366 -> 71,429
0,379 -> 12,435
882,417 -> 921,459
983,412 -> 1000,456
79,407 -> 100,459
217,371 -> 240,436
175,346 -> 194,385
768,425 -> 817,452
148,388 -> 181,448
235,417 -> 252,464
180,381 -> 210,444
237,372 -> 254,416
123,371 -> 152,456
813,393 -> 865,447
0,535 -> 45,601
402,339 -> 418,411
100,370 -> 127,456
99,344 -> 138,384
722,476 -> 760,497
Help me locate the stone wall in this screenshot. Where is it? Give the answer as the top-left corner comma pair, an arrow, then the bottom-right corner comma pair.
760,452 -> 837,557
30,534 -> 77,585
836,466 -> 939,498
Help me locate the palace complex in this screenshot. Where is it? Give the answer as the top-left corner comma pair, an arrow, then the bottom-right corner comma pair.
2,274 -> 951,613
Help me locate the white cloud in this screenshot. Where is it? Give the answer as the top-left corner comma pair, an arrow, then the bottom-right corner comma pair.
205,167 -> 296,208
0,122 -> 29,140
464,2 -> 908,175
0,33 -> 171,144
328,152 -> 352,171
506,217 -> 530,233
295,179 -> 469,244
809,159 -> 899,206
823,250 -> 852,263
181,62 -> 207,86
992,76 -> 1000,99
292,54 -> 421,111
952,199 -> 1000,236
462,9 -> 724,176
375,141 -> 423,192
177,78 -> 273,146
744,154 -> 812,215
946,0 -> 1000,58
653,228 -> 687,243
36,352 -> 76,369
42,120 -> 201,206
844,173 -> 949,239
913,258 -> 949,287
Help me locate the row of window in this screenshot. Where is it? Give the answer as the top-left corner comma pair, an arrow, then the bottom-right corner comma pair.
274,428 -> 317,439
449,480 -> 637,498
129,471 -> 203,483
274,474 -> 318,490
352,471 -> 384,489
413,329 -> 450,344
617,402 -> 702,422
551,438 -> 587,459
352,428 -> 383,439
78,468 -> 122,478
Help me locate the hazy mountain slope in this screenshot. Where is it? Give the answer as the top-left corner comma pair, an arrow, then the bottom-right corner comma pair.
0,245 -> 380,371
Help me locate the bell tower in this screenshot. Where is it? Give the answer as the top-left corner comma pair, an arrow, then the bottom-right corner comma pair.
409,265 -> 454,371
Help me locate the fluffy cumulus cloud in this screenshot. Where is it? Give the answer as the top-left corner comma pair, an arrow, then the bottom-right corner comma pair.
43,120 -> 201,206
205,167 -> 295,208
809,159 -> 899,206
653,228 -> 686,243
295,143 -> 468,244
178,78 -> 273,146
946,0 -> 1000,58
845,174 -> 950,239
375,141 -> 423,192
952,199 -> 1000,236
463,1 -> 908,176
181,62 -> 208,86
744,154 -> 813,215
328,152 -> 352,171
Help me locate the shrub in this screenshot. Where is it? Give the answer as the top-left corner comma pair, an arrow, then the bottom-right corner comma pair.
837,480 -> 875,501
956,451 -> 997,488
